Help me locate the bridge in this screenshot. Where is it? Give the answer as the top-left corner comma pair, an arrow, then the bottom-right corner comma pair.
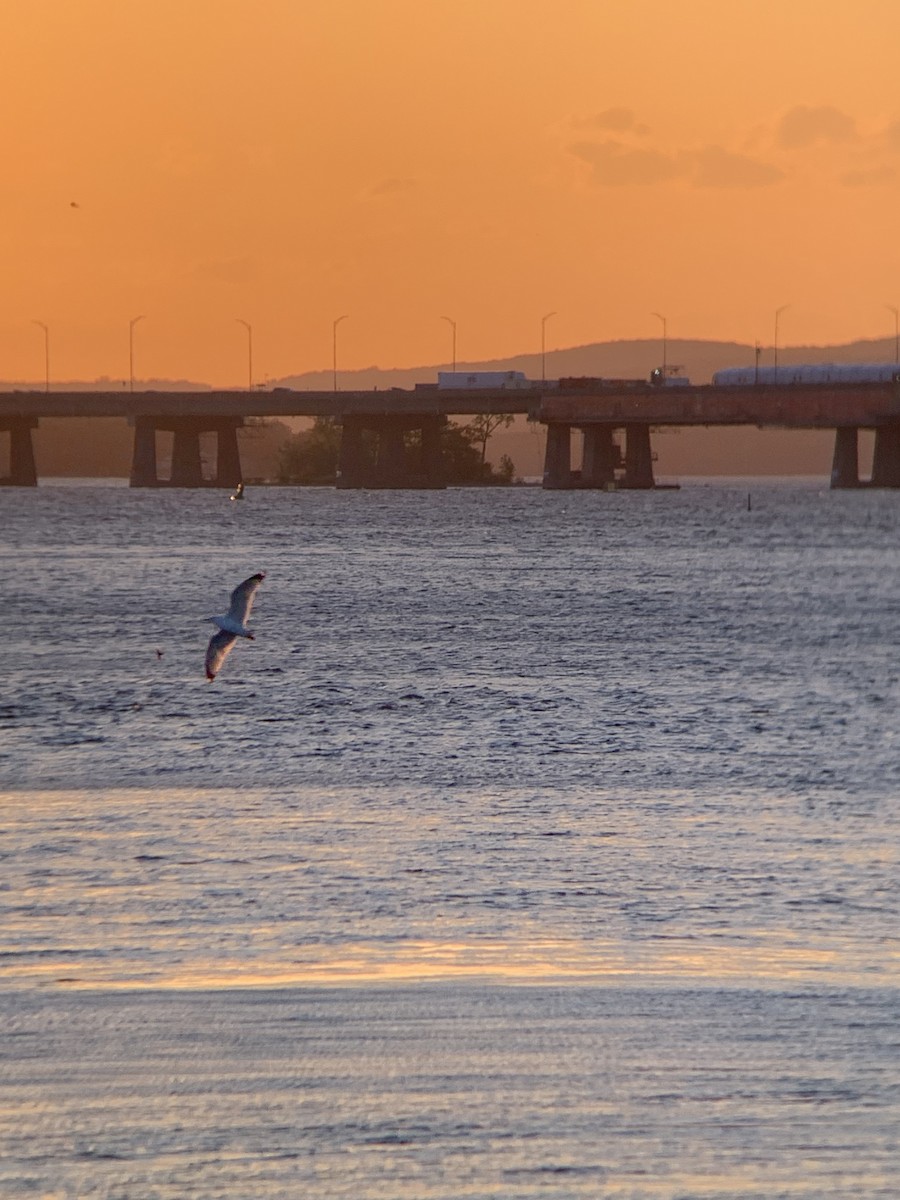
1,379 -> 899,489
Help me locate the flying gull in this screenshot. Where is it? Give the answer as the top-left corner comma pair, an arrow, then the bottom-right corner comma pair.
205,572 -> 265,680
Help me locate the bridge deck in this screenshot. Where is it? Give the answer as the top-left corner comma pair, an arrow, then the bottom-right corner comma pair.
0,389 -> 537,420
540,382 -> 900,429
2,381 -> 900,428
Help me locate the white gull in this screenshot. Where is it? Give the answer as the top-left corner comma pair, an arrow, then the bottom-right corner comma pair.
205,572 -> 265,681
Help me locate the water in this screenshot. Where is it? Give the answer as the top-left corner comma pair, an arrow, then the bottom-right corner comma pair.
1,479 -> 898,1197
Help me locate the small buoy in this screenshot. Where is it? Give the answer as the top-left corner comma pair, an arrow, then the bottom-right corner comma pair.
747,493 -> 752,512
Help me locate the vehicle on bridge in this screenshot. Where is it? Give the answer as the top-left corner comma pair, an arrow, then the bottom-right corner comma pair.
437,370 -> 532,389
558,376 -> 646,391
556,370 -> 692,390
649,367 -> 691,387
713,363 -> 900,386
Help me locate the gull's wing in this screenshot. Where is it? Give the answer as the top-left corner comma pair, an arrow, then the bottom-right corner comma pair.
205,630 -> 237,680
226,572 -> 265,625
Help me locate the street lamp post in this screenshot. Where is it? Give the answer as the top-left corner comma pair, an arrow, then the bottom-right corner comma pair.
652,312 -> 667,378
541,311 -> 556,383
32,321 -> 49,392
774,305 -> 789,379
886,305 -> 899,364
129,315 -> 145,392
236,319 -> 253,390
441,315 -> 457,371
333,315 -> 348,392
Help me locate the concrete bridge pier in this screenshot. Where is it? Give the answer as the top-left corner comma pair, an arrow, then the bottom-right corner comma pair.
170,419 -> 205,487
337,413 -> 445,488
375,419 -> 408,486
830,426 -> 860,488
542,422 -> 572,489
622,423 -> 655,488
336,416 -> 366,488
130,415 -> 244,487
130,417 -> 159,487
580,425 -> 617,488
871,424 -> 900,487
213,418 -> 243,488
0,417 -> 38,486
419,416 -> 445,488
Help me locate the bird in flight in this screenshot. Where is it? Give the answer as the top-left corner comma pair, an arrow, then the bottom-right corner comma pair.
205,572 -> 265,680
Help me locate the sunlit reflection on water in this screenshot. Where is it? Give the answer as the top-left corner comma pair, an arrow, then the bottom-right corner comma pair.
3,786 -> 897,993
10,934 -> 897,993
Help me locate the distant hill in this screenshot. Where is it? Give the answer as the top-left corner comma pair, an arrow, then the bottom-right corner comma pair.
0,376 -> 212,393
4,335 -> 896,396
5,337 -> 897,478
273,335 -> 900,391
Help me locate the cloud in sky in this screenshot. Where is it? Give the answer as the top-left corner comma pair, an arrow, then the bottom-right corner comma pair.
691,145 -> 785,188
573,107 -> 649,135
568,139 -> 680,186
569,105 -> 900,189
569,137 -> 782,189
776,105 -> 857,148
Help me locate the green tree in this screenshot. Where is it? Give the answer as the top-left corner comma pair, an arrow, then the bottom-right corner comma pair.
496,453 -> 516,484
278,417 -> 341,484
439,422 -> 488,483
277,416 -> 517,485
463,413 -> 515,465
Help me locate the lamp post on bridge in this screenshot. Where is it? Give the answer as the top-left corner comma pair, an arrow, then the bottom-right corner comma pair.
235,319 -> 253,390
129,315 -> 145,393
886,305 -> 899,364
652,312 -> 667,378
541,311 -> 556,383
333,314 -> 348,392
441,315 -> 457,371
774,305 -> 789,380
32,321 -> 49,392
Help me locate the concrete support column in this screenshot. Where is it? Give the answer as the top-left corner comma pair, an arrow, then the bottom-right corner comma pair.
129,418 -> 158,487
542,422 -> 572,489
215,419 -> 243,488
871,424 -> 900,487
337,416 -> 368,488
623,423 -> 655,489
4,418 -> 38,486
170,420 -> 204,487
376,421 -> 407,487
419,415 -> 445,488
581,425 -> 617,488
830,426 -> 859,489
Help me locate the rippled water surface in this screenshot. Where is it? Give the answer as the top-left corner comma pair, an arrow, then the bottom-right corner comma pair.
2,479 -> 899,1197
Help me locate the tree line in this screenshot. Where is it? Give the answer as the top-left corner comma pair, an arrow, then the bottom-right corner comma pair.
278,415 -> 517,486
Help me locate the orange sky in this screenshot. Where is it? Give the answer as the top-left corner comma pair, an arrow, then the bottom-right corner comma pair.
3,0 -> 900,386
